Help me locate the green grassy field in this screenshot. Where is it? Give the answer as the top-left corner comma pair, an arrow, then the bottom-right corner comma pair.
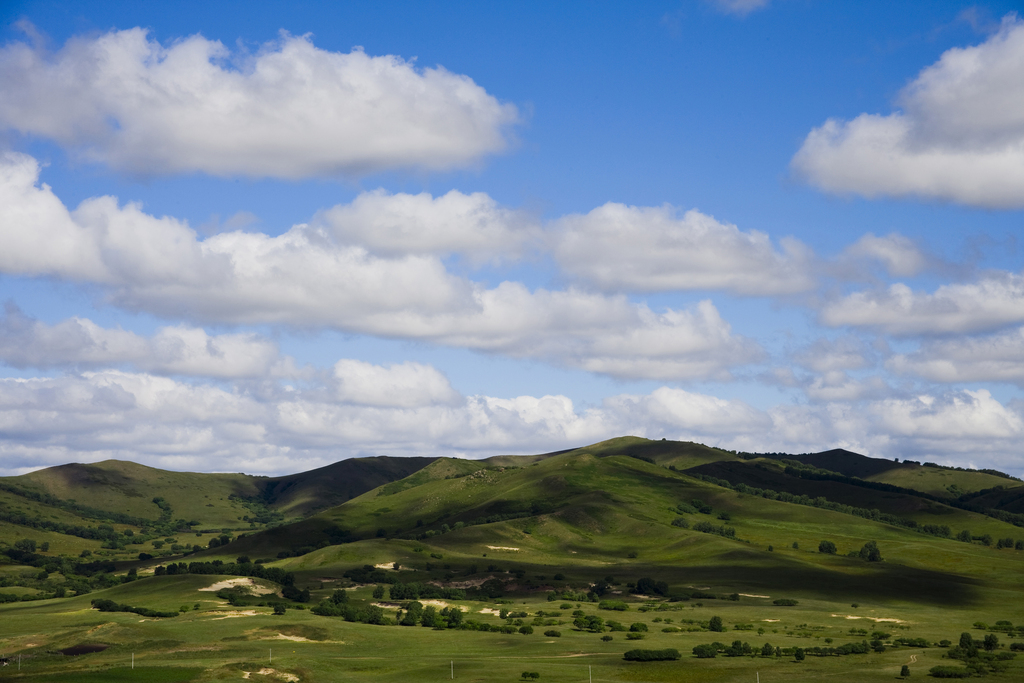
1,438 -> 1023,682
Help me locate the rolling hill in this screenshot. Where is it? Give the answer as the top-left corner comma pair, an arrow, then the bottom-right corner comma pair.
1,437 -> 1023,682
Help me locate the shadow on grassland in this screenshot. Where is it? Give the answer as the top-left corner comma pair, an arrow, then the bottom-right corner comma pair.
666,558 -> 983,607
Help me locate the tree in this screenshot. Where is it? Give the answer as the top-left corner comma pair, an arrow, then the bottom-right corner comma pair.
794,647 -> 805,661
372,585 -> 386,600
273,603 -> 286,615
761,642 -> 774,657
957,529 -> 972,543
901,664 -> 910,677
709,616 -> 725,632
693,644 -> 717,658
401,601 -> 424,626
983,634 -> 999,651
859,540 -> 882,562
818,540 -> 837,554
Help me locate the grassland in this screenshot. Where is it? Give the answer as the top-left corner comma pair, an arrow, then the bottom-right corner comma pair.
1,437 -> 1023,682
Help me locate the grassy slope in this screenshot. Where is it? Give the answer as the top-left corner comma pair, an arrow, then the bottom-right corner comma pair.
868,465 -> 1021,499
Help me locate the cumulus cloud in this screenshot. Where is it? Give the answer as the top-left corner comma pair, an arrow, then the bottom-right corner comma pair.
793,336 -> 871,373
707,0 -> 770,17
0,153 -> 757,381
0,28 -> 517,178
820,274 -> 1024,335
314,189 -> 538,264
839,233 -> 929,278
553,203 -> 813,295
0,370 -> 766,475
889,326 -> 1024,385
333,359 -> 460,407
3,368 -> 1022,478
0,304 -> 293,379
793,15 -> 1024,208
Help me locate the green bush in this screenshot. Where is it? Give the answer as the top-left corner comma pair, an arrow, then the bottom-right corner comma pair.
928,666 -> 971,678
543,630 -> 561,637
623,648 -> 680,661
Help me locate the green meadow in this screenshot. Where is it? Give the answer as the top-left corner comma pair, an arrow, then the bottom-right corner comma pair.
1,437 -> 1023,682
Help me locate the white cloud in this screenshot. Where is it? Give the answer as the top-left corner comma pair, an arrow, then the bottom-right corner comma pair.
0,153 -> 756,381
553,203 -> 813,295
793,15 -> 1024,208
4,369 -> 1022,478
333,359 -> 460,407
707,0 -> 770,17
0,28 -> 517,178
889,326 -> 1024,385
840,233 -> 929,278
820,274 -> 1024,335
315,189 -> 537,264
793,336 -> 871,373
0,304 -> 293,379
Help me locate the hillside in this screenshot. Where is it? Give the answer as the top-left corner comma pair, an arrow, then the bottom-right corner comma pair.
1,437 -> 1024,682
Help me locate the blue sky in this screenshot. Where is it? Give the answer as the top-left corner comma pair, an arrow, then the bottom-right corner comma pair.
1,0 -> 1023,476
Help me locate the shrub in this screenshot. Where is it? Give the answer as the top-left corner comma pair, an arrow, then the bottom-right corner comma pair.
692,644 -> 718,658
709,616 -> 725,632
601,635 -> 613,642
818,540 -> 837,554
928,666 -> 971,678
624,648 -> 680,661
626,632 -> 644,640
671,518 -> 690,528
629,622 -> 649,632
599,600 -> 629,611
519,625 -> 534,635
273,603 -> 286,615
544,630 -> 561,637
521,673 -> 539,680
773,598 -> 798,606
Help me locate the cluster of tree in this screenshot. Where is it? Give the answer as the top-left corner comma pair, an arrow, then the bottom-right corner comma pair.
343,565 -> 397,584
623,648 -> 680,661
937,632 -> 1017,676
388,582 -> 466,600
598,600 -> 629,611
398,601 -> 465,628
152,560 -> 294,587
91,598 -> 178,618
691,521 -> 736,538
633,577 -> 669,596
678,499 -> 713,515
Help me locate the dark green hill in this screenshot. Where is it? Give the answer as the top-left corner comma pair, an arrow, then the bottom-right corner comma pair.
259,456 -> 437,518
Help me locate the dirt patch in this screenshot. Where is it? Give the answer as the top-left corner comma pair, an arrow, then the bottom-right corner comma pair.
831,614 -> 906,623
241,668 -> 299,682
373,562 -> 412,570
266,633 -> 308,642
200,577 -> 266,592
60,644 -> 108,656
486,545 -> 520,551
479,608 -> 501,615
210,610 -> 261,620
739,593 -> 770,598
762,619 -> 780,622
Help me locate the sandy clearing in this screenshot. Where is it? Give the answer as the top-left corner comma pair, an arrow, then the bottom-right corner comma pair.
200,577 -> 262,592
762,619 -> 780,622
479,608 -> 501,615
831,614 -> 906,623
740,593 -> 770,598
267,633 -> 308,642
242,668 -> 299,681
487,546 -> 520,551
374,562 -> 413,570
421,600 -> 452,608
210,610 -> 260,620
